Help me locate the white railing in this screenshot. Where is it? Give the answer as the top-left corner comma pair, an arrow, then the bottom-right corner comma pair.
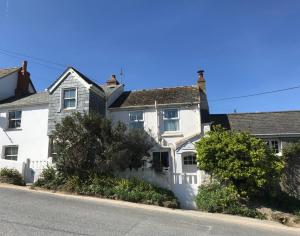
173,173 -> 198,185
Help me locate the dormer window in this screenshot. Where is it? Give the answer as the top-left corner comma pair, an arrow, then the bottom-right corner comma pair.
163,109 -> 179,131
63,88 -> 77,109
8,110 -> 22,129
129,111 -> 144,129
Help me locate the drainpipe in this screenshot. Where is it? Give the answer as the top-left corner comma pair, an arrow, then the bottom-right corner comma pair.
155,100 -> 160,143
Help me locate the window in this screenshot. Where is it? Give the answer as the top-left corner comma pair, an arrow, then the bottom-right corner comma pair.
4,146 -> 18,161
48,137 -> 57,158
266,140 -> 280,154
63,88 -> 76,109
152,152 -> 169,171
163,109 -> 179,131
8,110 -> 22,129
183,154 -> 197,165
129,111 -> 144,129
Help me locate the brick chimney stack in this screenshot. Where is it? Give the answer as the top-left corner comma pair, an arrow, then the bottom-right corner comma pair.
197,70 -> 206,93
106,74 -> 120,86
15,61 -> 31,97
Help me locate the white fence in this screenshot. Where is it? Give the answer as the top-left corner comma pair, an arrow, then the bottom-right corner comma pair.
0,158 -> 52,183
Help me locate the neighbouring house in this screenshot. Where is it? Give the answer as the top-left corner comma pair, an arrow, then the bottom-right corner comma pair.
0,61 -> 299,208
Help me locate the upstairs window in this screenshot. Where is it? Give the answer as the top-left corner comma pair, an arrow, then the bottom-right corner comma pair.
8,110 -> 22,129
63,88 -> 76,109
163,109 -> 179,131
183,154 -> 197,165
4,146 -> 18,161
129,111 -> 144,129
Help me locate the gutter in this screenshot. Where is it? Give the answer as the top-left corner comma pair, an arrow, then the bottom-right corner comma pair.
253,133 -> 300,138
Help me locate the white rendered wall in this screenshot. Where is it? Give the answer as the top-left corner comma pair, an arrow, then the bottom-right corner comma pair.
0,72 -> 18,101
109,104 -> 201,144
0,104 -> 49,169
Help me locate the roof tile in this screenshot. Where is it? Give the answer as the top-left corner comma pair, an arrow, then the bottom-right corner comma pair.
110,86 -> 200,108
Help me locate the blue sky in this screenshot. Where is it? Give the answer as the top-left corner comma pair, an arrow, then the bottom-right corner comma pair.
0,0 -> 300,114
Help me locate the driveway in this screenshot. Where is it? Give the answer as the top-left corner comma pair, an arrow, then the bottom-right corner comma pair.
0,186 -> 299,236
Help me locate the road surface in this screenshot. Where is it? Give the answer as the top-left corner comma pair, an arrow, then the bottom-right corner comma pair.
0,186 -> 298,236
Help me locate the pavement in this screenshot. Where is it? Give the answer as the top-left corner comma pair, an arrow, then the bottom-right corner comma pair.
0,184 -> 299,236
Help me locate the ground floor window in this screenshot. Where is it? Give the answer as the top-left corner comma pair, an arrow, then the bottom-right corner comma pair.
48,137 -> 57,158
183,154 -> 197,165
3,146 -> 18,161
266,140 -> 281,154
152,151 -> 169,171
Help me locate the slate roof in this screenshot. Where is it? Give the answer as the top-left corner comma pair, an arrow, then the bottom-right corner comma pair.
210,111 -> 300,135
0,67 -> 20,78
71,67 -> 104,92
0,92 -> 49,109
101,85 -> 123,97
110,86 -> 200,108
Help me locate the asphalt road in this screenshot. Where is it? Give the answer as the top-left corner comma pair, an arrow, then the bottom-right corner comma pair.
0,187 -> 298,236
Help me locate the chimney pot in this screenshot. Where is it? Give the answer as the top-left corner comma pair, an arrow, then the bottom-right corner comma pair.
22,61 -> 27,72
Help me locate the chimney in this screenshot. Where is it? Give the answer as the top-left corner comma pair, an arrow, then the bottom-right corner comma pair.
197,70 -> 206,93
15,61 -> 31,97
106,74 -> 120,86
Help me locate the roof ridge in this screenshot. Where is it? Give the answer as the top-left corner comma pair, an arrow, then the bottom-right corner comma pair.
226,110 -> 300,115
0,66 -> 20,70
125,85 -> 197,93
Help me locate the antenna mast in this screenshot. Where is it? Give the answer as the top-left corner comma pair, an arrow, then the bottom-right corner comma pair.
120,67 -> 124,84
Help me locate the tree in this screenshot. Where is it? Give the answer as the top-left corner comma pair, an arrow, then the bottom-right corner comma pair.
195,126 -> 285,198
51,112 -> 153,178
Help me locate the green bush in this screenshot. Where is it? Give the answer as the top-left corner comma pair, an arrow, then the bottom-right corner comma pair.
196,182 -> 239,212
52,112 -> 153,179
196,126 -> 285,198
0,168 -> 24,186
34,166 -> 63,190
34,171 -> 179,208
196,182 -> 265,219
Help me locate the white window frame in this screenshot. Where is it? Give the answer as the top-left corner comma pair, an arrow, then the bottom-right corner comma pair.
183,154 -> 197,165
62,88 -> 77,110
3,146 -> 19,161
266,139 -> 281,154
7,110 -> 22,129
163,108 -> 180,132
129,111 -> 144,129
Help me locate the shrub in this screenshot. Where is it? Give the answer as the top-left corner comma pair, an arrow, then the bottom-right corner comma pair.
0,168 -> 24,186
34,170 -> 179,208
281,141 -> 300,199
196,182 -> 265,219
34,166 -> 63,190
52,112 -> 153,178
196,182 -> 239,212
196,126 -> 285,198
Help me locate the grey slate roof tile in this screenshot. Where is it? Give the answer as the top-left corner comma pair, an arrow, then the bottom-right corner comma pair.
0,92 -> 49,109
210,111 -> 300,135
110,86 -> 200,108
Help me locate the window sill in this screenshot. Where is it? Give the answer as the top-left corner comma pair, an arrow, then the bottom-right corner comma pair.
4,128 -> 22,132
161,132 -> 184,137
63,108 -> 77,112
